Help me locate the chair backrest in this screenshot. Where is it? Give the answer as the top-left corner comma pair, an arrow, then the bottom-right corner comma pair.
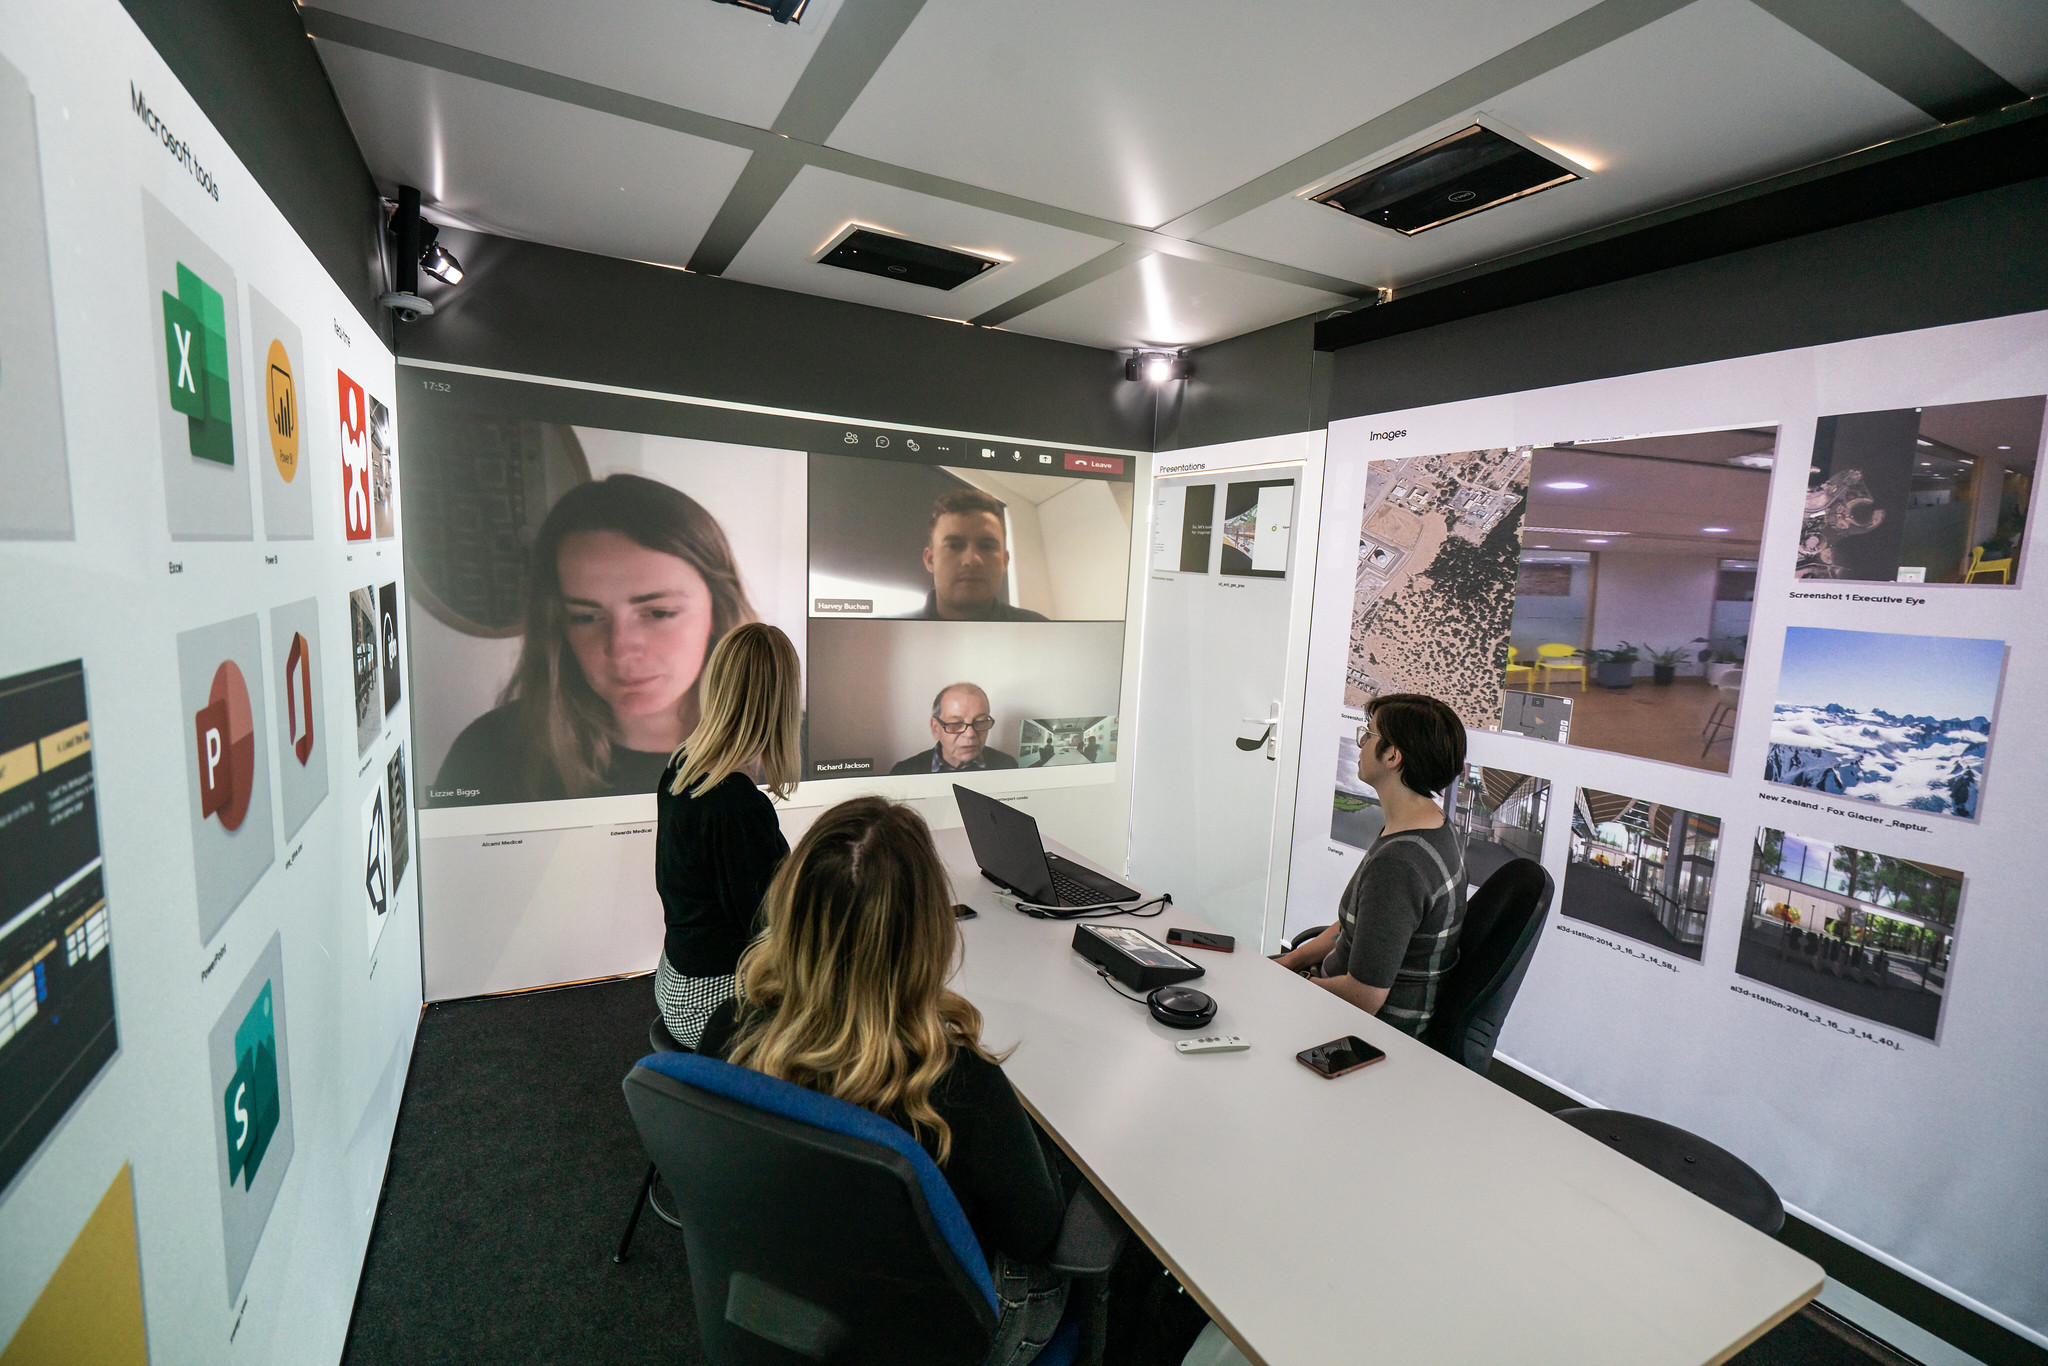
1422,859 -> 1554,1074
1536,643 -> 1575,660
623,1052 -> 998,1365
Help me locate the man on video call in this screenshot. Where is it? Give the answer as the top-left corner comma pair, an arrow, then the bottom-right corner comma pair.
890,682 -> 1020,775
907,489 -> 1049,621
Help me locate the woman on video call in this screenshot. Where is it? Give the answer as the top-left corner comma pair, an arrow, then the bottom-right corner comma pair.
655,623 -> 801,1047
434,474 -> 758,803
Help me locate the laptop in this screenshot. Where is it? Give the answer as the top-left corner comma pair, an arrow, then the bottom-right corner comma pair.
954,785 -> 1140,907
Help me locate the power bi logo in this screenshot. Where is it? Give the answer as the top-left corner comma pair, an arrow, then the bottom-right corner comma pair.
222,982 -> 281,1190
265,339 -> 299,482
161,262 -> 234,466
194,660 -> 257,830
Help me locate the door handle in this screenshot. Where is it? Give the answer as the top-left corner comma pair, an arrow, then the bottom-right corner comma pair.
1234,725 -> 1274,753
1236,707 -> 1281,759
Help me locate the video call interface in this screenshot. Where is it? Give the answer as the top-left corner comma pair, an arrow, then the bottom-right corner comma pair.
398,373 -> 1135,809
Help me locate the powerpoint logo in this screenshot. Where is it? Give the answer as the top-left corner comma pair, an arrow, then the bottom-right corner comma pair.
194,660 -> 256,830
285,632 -> 314,764
161,262 -> 234,465
338,371 -> 371,541
222,981 -> 281,1190
265,339 -> 299,482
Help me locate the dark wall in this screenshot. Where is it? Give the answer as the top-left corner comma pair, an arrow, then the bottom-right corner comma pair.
398,229 -> 1152,451
1329,174 -> 2048,420
1153,315 -> 1330,453
121,0 -> 389,341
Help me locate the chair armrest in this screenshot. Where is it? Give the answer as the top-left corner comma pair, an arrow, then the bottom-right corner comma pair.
1049,1182 -> 1126,1278
1286,924 -> 1329,952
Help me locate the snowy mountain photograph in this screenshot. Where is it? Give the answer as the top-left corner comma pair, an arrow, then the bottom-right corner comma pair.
1764,626 -> 2005,820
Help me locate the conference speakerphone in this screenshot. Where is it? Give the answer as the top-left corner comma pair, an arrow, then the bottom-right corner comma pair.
1073,924 -> 1204,992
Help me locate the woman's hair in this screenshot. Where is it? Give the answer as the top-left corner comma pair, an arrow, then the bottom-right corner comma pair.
725,798 -> 999,1163
504,473 -> 756,798
670,622 -> 802,800
1366,692 -> 1467,797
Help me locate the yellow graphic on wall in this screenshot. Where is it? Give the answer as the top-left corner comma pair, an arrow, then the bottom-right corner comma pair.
265,339 -> 299,482
0,1164 -> 149,1365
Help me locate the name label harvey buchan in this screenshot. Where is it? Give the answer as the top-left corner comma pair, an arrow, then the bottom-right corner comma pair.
813,598 -> 873,615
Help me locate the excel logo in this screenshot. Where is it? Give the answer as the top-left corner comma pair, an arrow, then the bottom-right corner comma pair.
222,982 -> 281,1190
161,262 -> 234,465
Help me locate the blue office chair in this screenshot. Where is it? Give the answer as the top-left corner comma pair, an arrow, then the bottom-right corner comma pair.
1422,858 -> 1553,1075
1284,858 -> 1553,1076
623,1051 -> 1120,1365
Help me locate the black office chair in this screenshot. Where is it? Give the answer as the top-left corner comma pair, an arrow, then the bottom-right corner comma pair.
623,1051 -> 1123,1365
1554,1108 -> 1784,1234
1286,859 -> 1553,1076
613,1016 -> 688,1264
1421,858 -> 1553,1075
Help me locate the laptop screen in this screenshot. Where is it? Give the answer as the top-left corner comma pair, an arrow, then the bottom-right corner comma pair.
953,786 -> 1056,903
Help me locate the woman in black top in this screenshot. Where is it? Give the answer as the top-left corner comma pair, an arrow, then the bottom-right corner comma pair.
435,474 -> 759,807
697,796 -> 1069,1361
654,621 -> 800,1048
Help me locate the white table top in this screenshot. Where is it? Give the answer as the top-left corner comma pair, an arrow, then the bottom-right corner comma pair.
938,828 -> 1821,1366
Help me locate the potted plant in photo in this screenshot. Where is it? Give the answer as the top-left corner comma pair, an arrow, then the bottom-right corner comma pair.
1585,644 -> 1639,689
1638,642 -> 1690,686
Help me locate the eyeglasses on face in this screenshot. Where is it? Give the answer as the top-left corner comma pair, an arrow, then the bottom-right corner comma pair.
935,716 -> 996,735
1356,719 -> 1378,746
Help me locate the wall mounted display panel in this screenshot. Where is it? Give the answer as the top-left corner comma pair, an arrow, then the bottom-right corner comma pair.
399,366 -> 1142,999
1281,309 -> 2048,1348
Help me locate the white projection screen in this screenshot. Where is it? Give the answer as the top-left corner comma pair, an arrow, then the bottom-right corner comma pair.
1,5 -> 421,1363
1284,310 -> 2048,1347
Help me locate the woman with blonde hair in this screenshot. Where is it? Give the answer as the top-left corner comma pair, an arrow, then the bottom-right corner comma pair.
696,797 -> 1071,1362
653,621 -> 802,1048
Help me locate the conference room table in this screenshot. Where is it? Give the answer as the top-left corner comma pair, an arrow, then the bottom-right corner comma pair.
937,827 -> 1822,1366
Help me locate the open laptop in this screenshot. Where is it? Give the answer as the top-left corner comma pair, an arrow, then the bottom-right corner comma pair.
954,785 -> 1140,907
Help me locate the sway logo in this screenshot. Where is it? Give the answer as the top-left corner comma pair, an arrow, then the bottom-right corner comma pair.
338,370 -> 371,540
285,631 -> 314,764
222,981 -> 281,1190
194,660 -> 256,830
265,339 -> 298,482
161,263 -> 234,465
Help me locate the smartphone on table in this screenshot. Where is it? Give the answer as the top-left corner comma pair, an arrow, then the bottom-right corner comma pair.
952,903 -> 979,920
1296,1035 -> 1386,1078
1166,928 -> 1234,953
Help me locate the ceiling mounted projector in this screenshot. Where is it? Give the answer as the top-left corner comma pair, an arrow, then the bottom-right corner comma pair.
817,227 -> 1002,290
1311,125 -> 1580,235
711,0 -> 809,22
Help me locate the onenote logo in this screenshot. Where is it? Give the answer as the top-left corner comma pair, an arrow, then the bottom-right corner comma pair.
285,631 -> 314,764
194,659 -> 256,830
265,339 -> 299,481
162,262 -> 234,465
223,982 -> 281,1190
338,370 -> 371,540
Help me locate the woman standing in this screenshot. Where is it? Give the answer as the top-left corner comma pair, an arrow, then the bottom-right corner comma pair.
697,797 -> 1071,1363
435,473 -> 758,805
654,621 -> 802,1048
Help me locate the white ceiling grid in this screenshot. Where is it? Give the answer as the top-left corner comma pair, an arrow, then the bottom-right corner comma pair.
305,0 -> 2041,353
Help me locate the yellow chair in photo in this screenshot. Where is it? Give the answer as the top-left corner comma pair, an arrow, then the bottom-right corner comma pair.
1964,545 -> 2014,584
1504,646 -> 1533,690
1534,643 -> 1586,692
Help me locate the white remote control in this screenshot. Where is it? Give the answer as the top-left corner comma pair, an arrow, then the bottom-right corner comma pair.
1175,1035 -> 1248,1054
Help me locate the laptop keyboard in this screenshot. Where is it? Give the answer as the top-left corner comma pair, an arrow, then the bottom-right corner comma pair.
1048,857 -> 1134,906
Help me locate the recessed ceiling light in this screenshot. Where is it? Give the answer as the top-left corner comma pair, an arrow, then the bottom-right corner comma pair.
1702,526 -> 1730,533
1730,454 -> 1775,469
1544,480 -> 1589,490
1585,538 -> 1610,544
1917,439 -> 1933,446
1998,445 -> 2012,450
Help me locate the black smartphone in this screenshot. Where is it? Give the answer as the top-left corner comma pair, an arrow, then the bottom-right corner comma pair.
1166,928 -> 1235,953
952,903 -> 979,920
1296,1035 -> 1386,1079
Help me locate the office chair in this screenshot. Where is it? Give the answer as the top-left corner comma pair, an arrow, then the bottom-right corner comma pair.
614,1015 -> 688,1264
1285,859 -> 1553,1076
1554,1108 -> 1783,1234
1421,859 -> 1553,1074
1964,544 -> 2014,583
623,1051 -> 1122,1365
1532,644 -> 1586,691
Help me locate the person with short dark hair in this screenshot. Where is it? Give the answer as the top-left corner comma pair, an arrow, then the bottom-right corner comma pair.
1274,693 -> 1468,1036
889,682 -> 1020,775
907,489 -> 1049,621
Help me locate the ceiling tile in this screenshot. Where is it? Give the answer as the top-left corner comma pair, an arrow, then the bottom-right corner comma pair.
998,251 -> 1346,352
1190,0 -> 1932,290
1902,0 -> 2048,94
721,164 -> 1120,320
315,42 -> 752,269
827,0 -> 1602,229
309,0 -> 846,128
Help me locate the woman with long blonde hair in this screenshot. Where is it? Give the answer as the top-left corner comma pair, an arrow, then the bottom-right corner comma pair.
696,797 -> 1071,1361
653,621 -> 801,1048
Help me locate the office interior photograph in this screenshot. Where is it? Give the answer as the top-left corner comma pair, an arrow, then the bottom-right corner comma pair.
2,1 -> 2045,1363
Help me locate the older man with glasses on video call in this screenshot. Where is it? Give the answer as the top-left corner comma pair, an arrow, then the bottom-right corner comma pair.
889,682 -> 1020,775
